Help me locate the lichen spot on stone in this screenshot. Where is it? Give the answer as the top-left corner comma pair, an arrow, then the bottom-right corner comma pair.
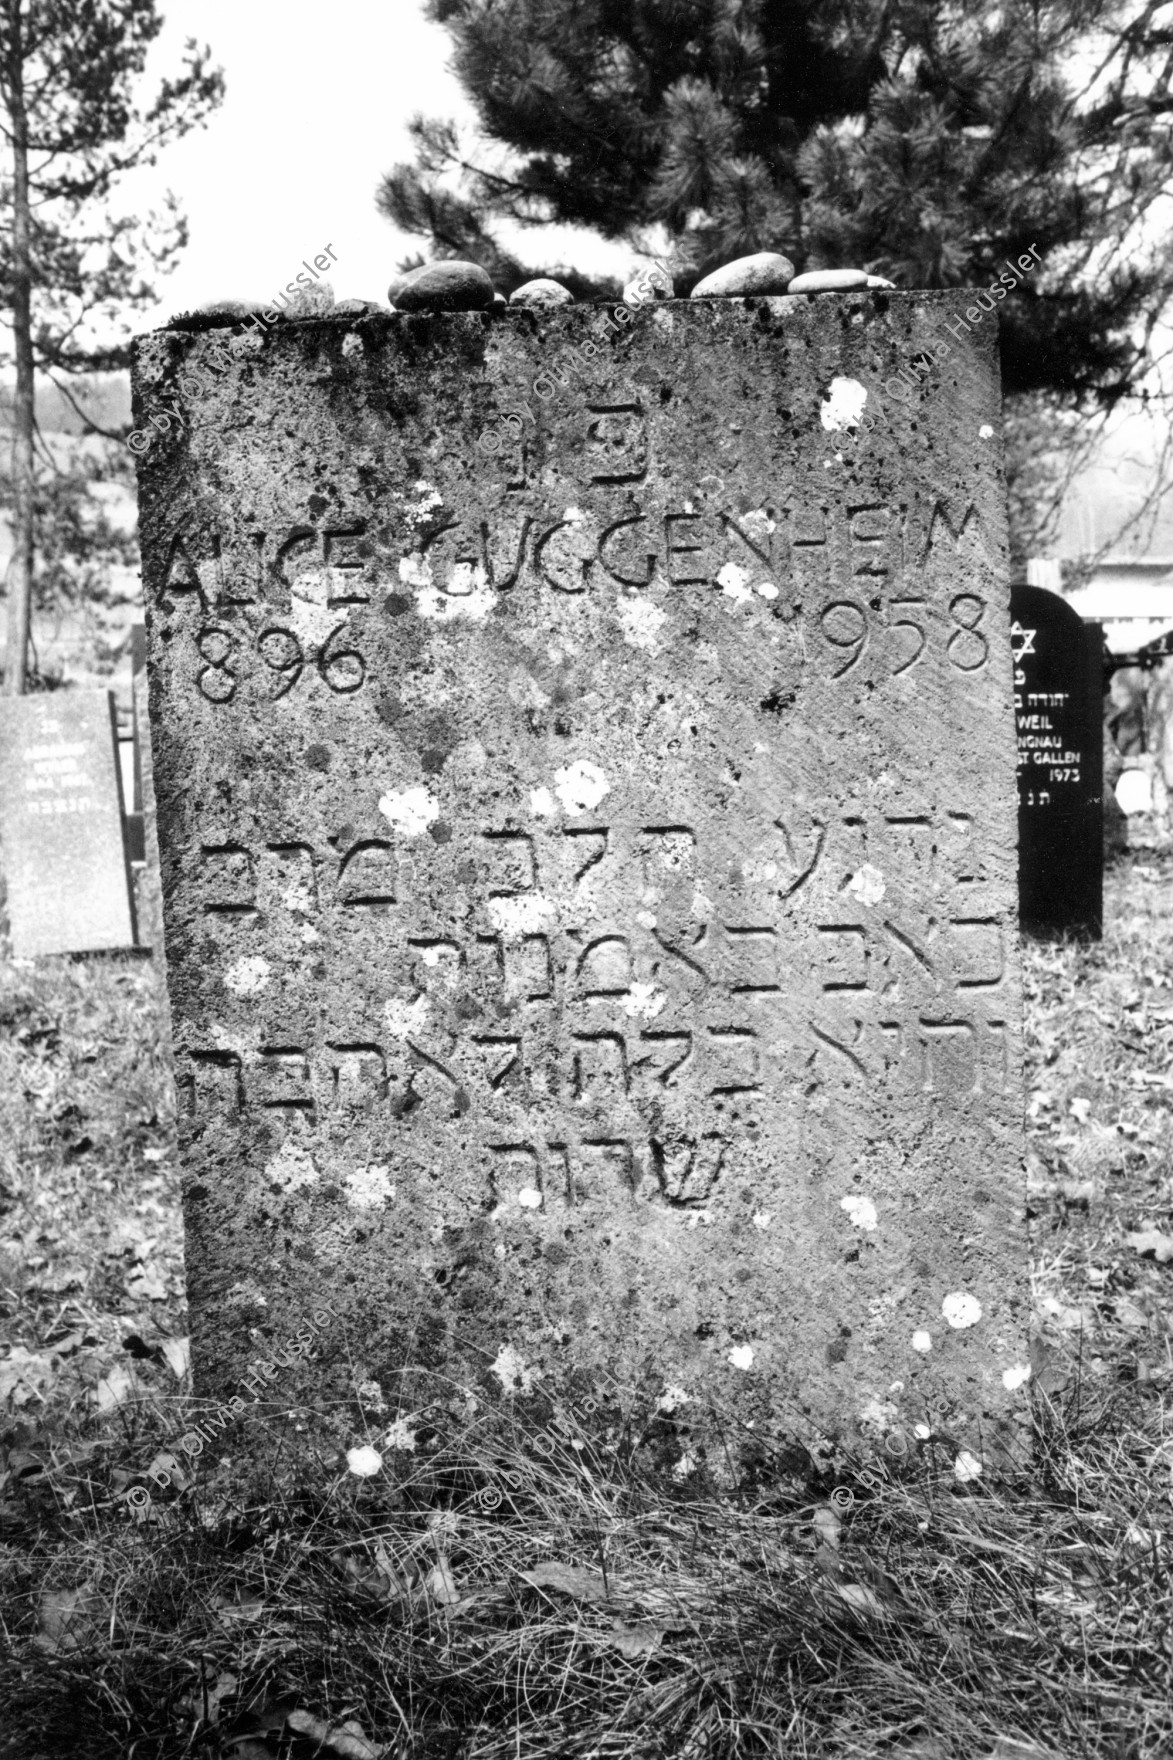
847,864 -> 886,906
753,1211 -> 772,1229
344,1162 -> 396,1210
979,423 -> 994,438
728,1344 -> 754,1370
942,1291 -> 983,1329
265,1140 -> 319,1192
487,894 -> 556,939
953,1449 -> 983,1483
619,596 -> 666,650
342,332 -> 363,360
383,994 -> 431,1039
490,1344 -> 534,1395
224,955 -> 270,996
530,786 -> 556,817
1002,1363 -> 1031,1391
821,376 -> 867,431
416,561 -> 497,621
554,759 -> 610,815
379,785 -> 439,836
716,561 -> 753,603
840,1194 -> 878,1230
517,1186 -> 542,1210
911,1329 -> 932,1353
620,982 -> 667,1020
406,481 -> 443,525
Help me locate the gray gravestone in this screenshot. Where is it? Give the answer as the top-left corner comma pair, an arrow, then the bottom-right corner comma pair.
0,691 -> 137,956
132,292 -> 1027,1468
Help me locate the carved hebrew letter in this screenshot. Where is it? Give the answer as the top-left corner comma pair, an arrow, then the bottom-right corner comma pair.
920,1019 -> 979,1095
572,1032 -> 630,1101
586,403 -> 648,483
951,918 -> 1004,990
337,840 -> 396,906
651,1134 -> 725,1206
201,843 -> 257,916
186,1050 -> 244,1117
254,1047 -> 315,1115
327,1044 -> 388,1108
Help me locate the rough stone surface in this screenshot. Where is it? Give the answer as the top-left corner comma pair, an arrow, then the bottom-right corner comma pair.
691,253 -> 797,299
132,292 -> 1027,1465
0,691 -> 136,956
510,279 -> 574,308
789,269 -> 870,293
394,261 -> 495,313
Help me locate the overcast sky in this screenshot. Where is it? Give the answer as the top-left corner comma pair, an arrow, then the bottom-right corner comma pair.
124,0 -> 626,326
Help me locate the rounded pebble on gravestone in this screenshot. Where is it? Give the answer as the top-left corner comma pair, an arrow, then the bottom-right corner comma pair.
196,300 -> 253,318
866,274 -> 896,289
492,292 -> 508,310
787,268 -> 870,293
690,252 -> 797,299
394,261 -> 495,313
510,278 -> 574,307
333,298 -> 382,315
624,264 -> 674,304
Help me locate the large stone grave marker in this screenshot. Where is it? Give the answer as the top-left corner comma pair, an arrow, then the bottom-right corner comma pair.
0,691 -> 137,957
133,292 -> 1027,1464
1011,583 -> 1103,939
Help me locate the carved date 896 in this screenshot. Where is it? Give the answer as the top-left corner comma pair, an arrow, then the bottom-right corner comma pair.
194,622 -> 365,704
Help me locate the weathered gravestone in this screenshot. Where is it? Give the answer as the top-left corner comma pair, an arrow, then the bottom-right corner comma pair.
1011,583 -> 1104,940
0,691 -> 137,957
133,291 -> 1027,1465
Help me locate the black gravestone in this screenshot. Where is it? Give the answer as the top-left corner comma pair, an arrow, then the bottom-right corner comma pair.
1011,583 -> 1103,939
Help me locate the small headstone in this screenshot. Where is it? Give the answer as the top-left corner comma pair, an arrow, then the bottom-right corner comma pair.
0,691 -> 137,956
133,294 -> 1027,1466
1011,583 -> 1103,940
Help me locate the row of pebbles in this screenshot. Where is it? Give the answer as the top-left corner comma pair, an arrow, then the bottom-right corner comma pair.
196,253 -> 894,321
384,251 -> 893,314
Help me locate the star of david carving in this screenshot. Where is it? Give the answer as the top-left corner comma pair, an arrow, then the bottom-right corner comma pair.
1009,621 -> 1037,660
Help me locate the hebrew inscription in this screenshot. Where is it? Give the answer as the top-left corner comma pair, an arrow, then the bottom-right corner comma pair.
135,293 -> 1026,1451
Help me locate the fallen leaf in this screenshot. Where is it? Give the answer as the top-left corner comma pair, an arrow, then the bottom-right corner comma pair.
812,1504 -> 842,1550
1114,1295 -> 1151,1331
95,1363 -> 137,1412
426,1556 -> 461,1606
35,1581 -> 107,1653
177,1669 -> 238,1726
835,1581 -> 888,1618
126,1265 -> 168,1300
286,1709 -> 384,1757
519,1560 -> 611,1602
1126,1229 -> 1173,1263
605,1619 -> 664,1658
161,1336 -> 190,1380
0,1346 -> 56,1409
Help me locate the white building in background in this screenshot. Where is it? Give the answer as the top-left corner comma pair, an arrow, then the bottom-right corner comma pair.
1050,405 -> 1173,654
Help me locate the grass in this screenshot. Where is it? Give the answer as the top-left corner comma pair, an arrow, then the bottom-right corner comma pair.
1,855 -> 1172,1759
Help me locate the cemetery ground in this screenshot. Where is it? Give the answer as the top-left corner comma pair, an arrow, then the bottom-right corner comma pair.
1,860 -> 1172,1760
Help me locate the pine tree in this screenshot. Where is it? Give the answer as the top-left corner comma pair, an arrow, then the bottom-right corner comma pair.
1,0 -> 224,693
378,0 -> 1173,407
